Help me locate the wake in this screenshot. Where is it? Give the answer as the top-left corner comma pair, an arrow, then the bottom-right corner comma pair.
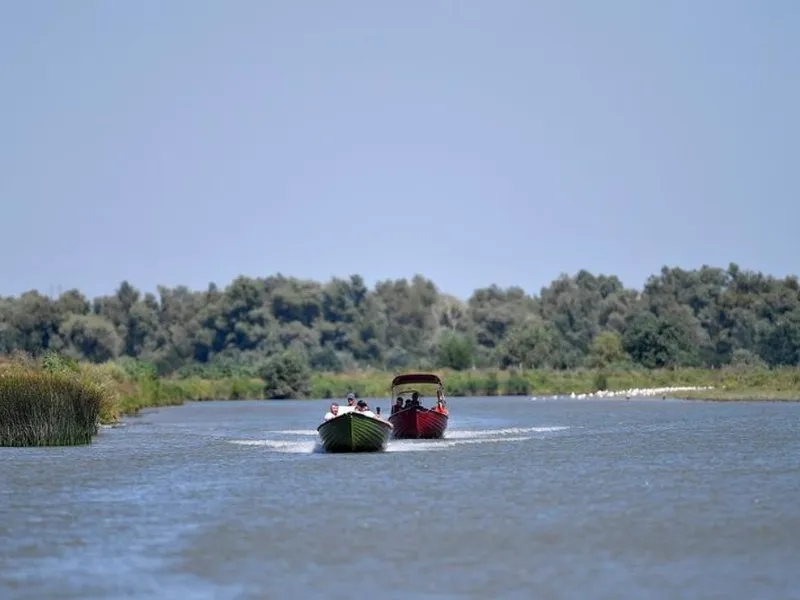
228,424 -> 570,454
444,426 -> 569,439
229,439 -> 323,453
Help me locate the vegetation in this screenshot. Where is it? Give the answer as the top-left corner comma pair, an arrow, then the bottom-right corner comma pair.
0,354 -> 106,446
1,263 -> 800,444
2,263 -> 799,374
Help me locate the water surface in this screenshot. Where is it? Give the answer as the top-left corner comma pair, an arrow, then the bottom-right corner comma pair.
2,396 -> 799,599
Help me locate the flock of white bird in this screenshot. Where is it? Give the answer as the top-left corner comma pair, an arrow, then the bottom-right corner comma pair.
530,385 -> 715,401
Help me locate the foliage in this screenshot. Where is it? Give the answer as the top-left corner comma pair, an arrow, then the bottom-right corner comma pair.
587,331 -> 629,368
435,332 -> 475,370
258,350 -> 312,399
1,264 -> 799,375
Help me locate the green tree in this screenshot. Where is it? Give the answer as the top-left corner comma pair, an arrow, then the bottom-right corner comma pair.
60,314 -> 122,363
258,350 -> 312,399
586,330 -> 629,368
3,264 -> 800,373
496,317 -> 555,369
436,332 -> 474,370
622,312 -> 699,368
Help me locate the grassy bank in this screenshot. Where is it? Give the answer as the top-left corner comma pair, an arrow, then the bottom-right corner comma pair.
3,351 -> 800,447
310,366 -> 800,401
166,365 -> 800,403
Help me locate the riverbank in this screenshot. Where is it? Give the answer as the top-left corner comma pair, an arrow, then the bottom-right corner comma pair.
677,388 -> 800,402
309,367 -> 800,403
3,352 -> 800,445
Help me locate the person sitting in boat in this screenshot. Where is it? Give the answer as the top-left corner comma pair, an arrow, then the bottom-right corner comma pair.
392,397 -> 404,414
433,398 -> 448,415
411,391 -> 422,407
324,403 -> 339,420
339,392 -> 357,413
375,406 -> 382,418
355,399 -> 376,418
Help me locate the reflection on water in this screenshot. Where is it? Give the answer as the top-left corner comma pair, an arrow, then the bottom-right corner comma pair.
2,397 -> 800,599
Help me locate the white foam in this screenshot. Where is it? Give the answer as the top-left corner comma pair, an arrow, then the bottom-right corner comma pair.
387,435 -> 535,451
452,435 -> 533,445
386,441 -> 451,452
445,426 -> 569,438
266,429 -> 318,436
229,439 -> 320,453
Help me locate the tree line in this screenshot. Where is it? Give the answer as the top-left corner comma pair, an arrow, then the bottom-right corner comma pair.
1,263 -> 798,376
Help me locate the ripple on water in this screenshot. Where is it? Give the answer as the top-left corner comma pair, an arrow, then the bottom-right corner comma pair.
7,398 -> 800,599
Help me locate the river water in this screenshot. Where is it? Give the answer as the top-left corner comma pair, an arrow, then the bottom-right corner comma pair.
2,396 -> 799,599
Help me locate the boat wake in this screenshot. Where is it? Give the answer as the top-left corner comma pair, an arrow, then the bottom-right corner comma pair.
227,424 -> 570,454
228,439 -> 324,453
387,425 -> 570,451
444,426 -> 569,439
386,435 -> 534,452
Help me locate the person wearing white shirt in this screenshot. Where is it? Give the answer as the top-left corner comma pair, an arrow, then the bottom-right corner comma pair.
323,402 -> 340,420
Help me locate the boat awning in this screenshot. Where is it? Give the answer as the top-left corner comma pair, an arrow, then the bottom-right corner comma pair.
391,373 -> 443,389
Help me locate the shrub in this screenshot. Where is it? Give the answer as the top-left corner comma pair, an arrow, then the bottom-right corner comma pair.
258,351 -> 312,399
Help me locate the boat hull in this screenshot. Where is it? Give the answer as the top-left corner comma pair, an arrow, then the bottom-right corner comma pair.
388,406 -> 448,439
317,412 -> 392,453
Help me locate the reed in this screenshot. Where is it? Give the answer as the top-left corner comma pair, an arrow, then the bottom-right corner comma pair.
0,370 -> 105,446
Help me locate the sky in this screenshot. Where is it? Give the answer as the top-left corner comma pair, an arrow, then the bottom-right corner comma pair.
2,0 -> 798,301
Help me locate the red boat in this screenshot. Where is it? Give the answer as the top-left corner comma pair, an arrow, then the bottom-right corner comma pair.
388,373 -> 449,439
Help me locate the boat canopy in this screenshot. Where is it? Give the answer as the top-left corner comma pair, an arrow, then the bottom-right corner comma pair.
391,373 -> 443,391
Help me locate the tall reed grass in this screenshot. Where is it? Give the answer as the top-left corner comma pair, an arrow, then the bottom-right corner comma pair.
0,370 -> 105,446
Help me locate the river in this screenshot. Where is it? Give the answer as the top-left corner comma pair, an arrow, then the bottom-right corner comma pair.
2,396 -> 799,599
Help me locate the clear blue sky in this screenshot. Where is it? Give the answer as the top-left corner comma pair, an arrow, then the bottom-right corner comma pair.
2,1 -> 798,300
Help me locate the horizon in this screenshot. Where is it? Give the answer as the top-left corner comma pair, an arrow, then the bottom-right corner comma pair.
3,2 -> 798,301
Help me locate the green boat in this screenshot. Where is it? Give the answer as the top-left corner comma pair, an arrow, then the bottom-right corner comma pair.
316,411 -> 393,453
